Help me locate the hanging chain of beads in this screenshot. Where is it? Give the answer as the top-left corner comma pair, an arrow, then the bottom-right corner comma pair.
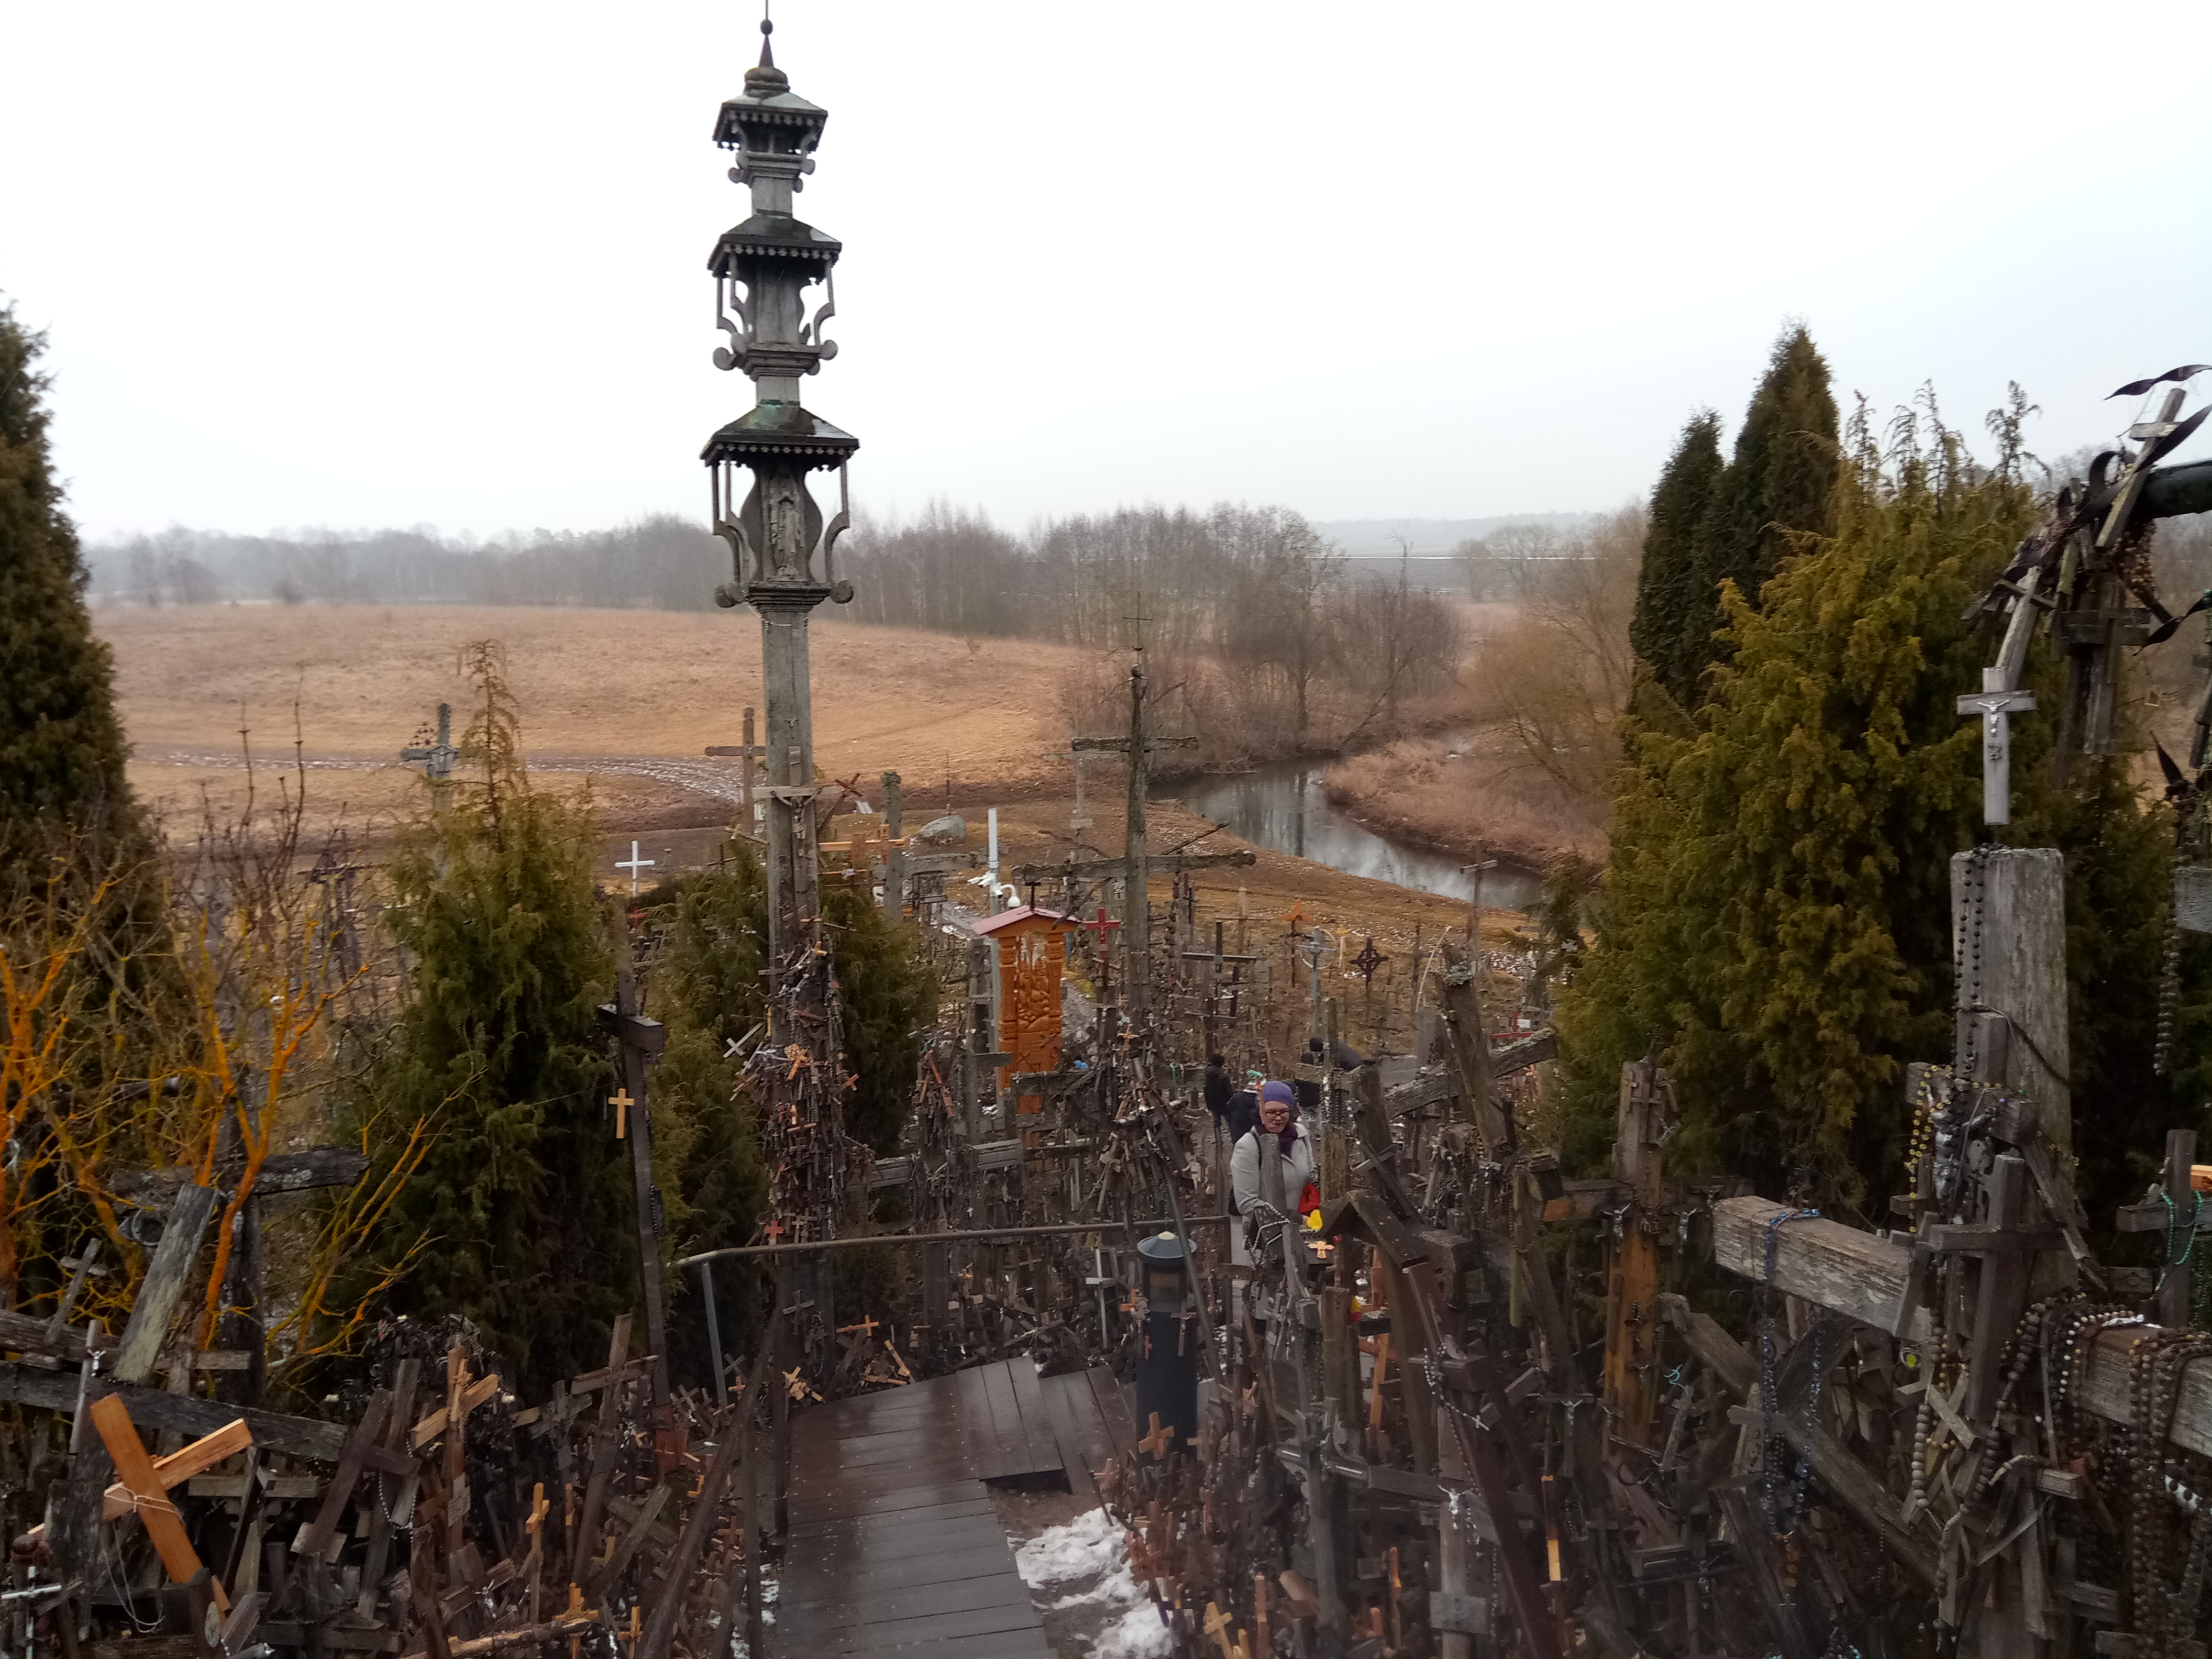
2121,1329 -> 2212,1652
1953,845 -> 1992,1093
2049,1302 -> 2144,1458
1758,1207 -> 1823,1539
2156,907 -> 2183,1076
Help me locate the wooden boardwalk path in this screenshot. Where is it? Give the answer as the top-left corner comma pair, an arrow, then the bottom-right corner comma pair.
779,1361 -> 1136,1658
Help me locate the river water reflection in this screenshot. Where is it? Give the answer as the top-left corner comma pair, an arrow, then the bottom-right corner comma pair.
1160,760 -> 1544,911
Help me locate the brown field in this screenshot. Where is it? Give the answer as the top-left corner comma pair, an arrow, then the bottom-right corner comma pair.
95,602 -> 1103,832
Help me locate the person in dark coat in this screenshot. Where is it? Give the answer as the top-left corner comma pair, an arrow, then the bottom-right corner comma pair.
1203,1054 -> 1233,1121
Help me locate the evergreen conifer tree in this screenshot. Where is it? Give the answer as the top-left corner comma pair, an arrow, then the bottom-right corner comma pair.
1628,411 -> 1726,711
1562,399 -> 2182,1217
349,648 -> 631,1391
0,304 -> 147,879
1694,326 -> 1840,637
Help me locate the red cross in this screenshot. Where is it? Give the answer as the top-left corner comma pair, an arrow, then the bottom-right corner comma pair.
762,1219 -> 785,1243
1082,908 -> 1122,941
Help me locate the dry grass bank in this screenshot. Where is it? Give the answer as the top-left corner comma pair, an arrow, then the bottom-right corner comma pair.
1322,735 -> 1607,871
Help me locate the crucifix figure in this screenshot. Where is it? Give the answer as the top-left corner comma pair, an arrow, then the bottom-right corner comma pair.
615,841 -> 657,895
1956,544 -> 2046,825
1957,673 -> 2037,826
401,702 -> 461,814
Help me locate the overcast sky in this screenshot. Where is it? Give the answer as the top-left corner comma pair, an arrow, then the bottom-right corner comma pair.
6,0 -> 2208,543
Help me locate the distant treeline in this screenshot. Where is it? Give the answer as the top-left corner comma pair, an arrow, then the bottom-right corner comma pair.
89,501 -> 1468,757
85,517 -> 728,611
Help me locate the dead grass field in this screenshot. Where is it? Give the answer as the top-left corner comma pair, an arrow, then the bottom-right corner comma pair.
95,603 -> 1103,831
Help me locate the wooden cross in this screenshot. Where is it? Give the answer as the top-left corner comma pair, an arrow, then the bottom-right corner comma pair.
1460,855 -> 1499,946
609,1087 -> 634,1140
614,841 -> 656,896
705,706 -> 767,832
1138,1411 -> 1175,1459
97,1414 -> 251,1520
836,1316 -> 881,1340
761,1219 -> 785,1244
1203,1601 -> 1240,1659
91,1395 -> 231,1610
524,1483 -> 550,1624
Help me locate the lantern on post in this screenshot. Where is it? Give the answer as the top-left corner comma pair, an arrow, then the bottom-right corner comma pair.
1134,1231 -> 1200,1457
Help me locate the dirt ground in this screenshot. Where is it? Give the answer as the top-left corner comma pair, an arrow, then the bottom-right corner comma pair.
95,601 -> 1101,833
94,603 -> 1545,1008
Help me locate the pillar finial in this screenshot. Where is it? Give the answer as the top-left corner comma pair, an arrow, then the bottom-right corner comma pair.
758,7 -> 773,69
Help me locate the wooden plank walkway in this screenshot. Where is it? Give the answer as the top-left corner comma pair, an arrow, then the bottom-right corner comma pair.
779,1362 -> 1137,1658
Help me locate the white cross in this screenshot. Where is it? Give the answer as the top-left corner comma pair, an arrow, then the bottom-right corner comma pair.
615,840 -> 657,895
1957,671 -> 2037,826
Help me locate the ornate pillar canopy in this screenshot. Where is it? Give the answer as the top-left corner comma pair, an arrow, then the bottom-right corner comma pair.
702,21 -> 857,606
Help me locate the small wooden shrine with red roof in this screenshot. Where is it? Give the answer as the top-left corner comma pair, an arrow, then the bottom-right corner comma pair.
972,905 -> 1076,1113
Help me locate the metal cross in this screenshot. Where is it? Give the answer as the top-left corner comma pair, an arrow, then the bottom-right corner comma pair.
401,702 -> 460,812
615,841 -> 657,895
1351,935 -> 1388,986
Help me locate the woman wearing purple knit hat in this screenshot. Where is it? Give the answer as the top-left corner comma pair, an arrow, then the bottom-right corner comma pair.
1230,1079 -> 1318,1221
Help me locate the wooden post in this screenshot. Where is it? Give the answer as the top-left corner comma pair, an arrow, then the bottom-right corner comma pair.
1951,848 -> 2075,1257
1123,667 -> 1152,1016
881,769 -> 905,918
1437,942 -> 1507,1149
2161,1128 -> 2198,1331
599,960 -> 671,1406
1602,1061 -> 1666,1447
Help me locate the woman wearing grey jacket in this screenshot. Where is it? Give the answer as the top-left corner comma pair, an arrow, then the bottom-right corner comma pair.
1230,1080 -> 1318,1218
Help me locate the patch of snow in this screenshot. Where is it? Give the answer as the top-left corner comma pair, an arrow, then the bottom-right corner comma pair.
1013,1508 -> 1173,1659
1015,1506 -> 1124,1587
1091,1599 -> 1177,1659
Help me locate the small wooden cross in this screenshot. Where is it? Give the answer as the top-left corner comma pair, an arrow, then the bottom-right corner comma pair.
1203,1601 -> 1239,1659
90,1395 -> 231,1611
837,1315 -> 881,1340
761,1219 -> 785,1244
1138,1411 -> 1175,1459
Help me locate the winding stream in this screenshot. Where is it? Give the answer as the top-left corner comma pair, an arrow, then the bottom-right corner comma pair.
1159,759 -> 1545,911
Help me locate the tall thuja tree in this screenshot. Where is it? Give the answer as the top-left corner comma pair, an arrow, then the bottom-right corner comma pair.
1628,411 -> 1727,711
0,304 -> 148,879
1563,402 -> 2030,1211
349,645 -> 629,1391
1696,326 -> 1840,627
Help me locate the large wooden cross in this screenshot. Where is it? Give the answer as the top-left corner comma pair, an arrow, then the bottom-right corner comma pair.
704,706 -> 767,833
1067,663 -> 1202,1019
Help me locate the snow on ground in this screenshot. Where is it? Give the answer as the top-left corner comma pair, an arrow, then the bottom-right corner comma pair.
1013,1507 -> 1174,1659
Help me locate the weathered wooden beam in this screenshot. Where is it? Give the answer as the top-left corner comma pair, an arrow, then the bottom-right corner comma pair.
0,1308 -> 114,1363
113,1148 -> 372,1201
113,1181 -> 218,1384
1713,1197 -> 1931,1341
1715,1196 -> 2212,1457
0,1362 -> 349,1461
